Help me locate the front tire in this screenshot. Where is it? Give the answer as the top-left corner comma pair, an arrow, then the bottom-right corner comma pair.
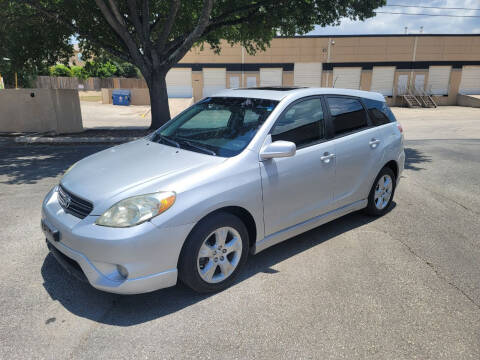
365,167 -> 396,216
179,212 -> 249,293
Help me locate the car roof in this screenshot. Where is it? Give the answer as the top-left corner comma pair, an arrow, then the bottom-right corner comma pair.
211,87 -> 386,102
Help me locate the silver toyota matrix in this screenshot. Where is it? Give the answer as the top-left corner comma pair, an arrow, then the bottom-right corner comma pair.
42,87 -> 405,294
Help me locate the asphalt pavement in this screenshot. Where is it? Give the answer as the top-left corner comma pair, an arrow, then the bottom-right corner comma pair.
0,107 -> 479,359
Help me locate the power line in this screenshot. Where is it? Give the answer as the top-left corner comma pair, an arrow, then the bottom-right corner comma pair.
375,11 -> 480,18
386,4 -> 480,11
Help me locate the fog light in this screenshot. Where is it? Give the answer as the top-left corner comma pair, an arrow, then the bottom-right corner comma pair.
116,264 -> 129,279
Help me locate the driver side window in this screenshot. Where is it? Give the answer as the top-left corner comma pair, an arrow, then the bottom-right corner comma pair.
271,97 -> 325,148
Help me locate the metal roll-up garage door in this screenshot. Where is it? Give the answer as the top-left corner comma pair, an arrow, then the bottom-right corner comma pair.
332,67 -> 361,89
459,66 -> 480,95
260,68 -> 283,86
294,63 -> 322,87
166,68 -> 193,98
370,66 -> 395,96
203,68 -> 226,97
428,66 -> 451,95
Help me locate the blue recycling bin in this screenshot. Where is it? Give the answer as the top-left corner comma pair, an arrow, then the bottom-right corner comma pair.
112,89 -> 131,106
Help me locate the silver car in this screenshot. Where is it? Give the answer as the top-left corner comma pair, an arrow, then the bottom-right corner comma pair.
42,87 -> 405,294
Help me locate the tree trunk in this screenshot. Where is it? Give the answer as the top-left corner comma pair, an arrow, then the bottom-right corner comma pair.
147,70 -> 171,130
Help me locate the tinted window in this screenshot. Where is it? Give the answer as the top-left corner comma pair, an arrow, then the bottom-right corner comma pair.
271,98 -> 324,147
363,98 -> 396,126
157,97 -> 278,157
327,97 -> 368,136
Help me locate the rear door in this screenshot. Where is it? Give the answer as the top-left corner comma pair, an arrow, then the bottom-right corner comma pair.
202,68 -> 226,97
260,68 -> 283,87
325,96 -> 384,209
260,96 -> 335,236
332,67 -> 361,89
459,66 -> 480,94
371,66 -> 395,96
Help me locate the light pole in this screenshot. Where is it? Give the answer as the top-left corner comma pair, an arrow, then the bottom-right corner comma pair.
2,57 -> 17,89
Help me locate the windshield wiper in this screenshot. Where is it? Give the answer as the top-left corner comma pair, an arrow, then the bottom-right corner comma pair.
174,137 -> 216,156
155,134 -> 180,149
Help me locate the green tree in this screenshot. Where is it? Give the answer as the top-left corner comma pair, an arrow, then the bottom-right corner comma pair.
115,62 -> 139,78
19,0 -> 384,129
0,1 -> 72,88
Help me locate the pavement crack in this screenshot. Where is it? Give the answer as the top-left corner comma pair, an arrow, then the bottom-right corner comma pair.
396,236 -> 480,310
407,176 -> 479,216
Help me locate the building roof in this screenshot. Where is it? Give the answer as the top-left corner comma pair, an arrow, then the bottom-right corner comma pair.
211,87 -> 386,102
275,34 -> 480,38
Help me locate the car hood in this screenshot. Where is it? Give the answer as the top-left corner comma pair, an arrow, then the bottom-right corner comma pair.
61,139 -> 225,208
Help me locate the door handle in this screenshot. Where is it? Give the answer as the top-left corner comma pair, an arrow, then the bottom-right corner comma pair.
320,152 -> 336,164
369,138 -> 381,148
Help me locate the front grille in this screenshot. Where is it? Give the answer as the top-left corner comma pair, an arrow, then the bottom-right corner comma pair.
58,184 -> 93,219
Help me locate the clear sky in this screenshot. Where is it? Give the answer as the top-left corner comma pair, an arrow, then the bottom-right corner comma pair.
309,0 -> 480,35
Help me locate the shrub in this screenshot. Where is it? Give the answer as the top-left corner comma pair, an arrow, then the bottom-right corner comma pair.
49,64 -> 72,77
71,65 -> 87,79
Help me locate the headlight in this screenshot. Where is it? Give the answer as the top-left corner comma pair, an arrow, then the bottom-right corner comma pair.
95,191 -> 176,228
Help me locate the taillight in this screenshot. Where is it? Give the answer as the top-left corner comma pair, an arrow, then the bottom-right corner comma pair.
397,123 -> 403,133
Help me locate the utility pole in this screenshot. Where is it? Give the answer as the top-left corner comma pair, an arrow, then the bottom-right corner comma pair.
326,38 -> 332,87
410,35 -> 418,90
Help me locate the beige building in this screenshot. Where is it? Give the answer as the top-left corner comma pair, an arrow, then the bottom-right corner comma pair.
165,34 -> 480,105
68,44 -> 86,67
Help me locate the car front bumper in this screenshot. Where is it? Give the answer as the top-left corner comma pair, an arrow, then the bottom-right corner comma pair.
41,187 -> 194,294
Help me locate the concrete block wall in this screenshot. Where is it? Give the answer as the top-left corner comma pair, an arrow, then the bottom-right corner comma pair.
0,89 -> 83,134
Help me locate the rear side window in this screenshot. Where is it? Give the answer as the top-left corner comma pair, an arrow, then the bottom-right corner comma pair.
271,97 -> 325,147
327,97 -> 368,136
363,98 -> 396,126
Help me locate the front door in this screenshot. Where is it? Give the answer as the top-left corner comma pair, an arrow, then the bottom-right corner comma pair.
260,97 -> 335,236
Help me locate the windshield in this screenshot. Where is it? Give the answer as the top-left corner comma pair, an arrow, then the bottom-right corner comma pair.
152,97 -> 278,157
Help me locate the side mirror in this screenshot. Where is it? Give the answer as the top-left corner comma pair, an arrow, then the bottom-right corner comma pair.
260,140 -> 296,160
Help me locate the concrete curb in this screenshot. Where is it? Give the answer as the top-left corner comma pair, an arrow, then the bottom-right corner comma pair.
14,136 -> 139,144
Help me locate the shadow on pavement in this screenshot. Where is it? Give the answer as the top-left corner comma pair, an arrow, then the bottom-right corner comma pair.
0,144 -> 110,185
41,203 -> 396,327
404,147 -> 431,171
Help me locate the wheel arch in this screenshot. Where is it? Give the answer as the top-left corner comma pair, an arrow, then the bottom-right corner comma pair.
181,206 -> 258,255
384,159 -> 399,180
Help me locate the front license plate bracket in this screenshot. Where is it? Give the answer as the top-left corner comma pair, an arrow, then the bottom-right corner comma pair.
41,218 -> 60,242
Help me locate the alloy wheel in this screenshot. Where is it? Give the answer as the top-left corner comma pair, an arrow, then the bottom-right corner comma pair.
374,174 -> 393,210
197,227 -> 243,283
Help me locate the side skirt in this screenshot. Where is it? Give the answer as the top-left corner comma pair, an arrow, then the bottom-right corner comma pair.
252,199 -> 367,254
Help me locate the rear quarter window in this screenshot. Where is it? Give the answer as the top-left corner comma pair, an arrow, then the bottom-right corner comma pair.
363,98 -> 397,126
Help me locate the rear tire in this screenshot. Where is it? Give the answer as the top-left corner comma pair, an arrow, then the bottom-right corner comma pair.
179,212 -> 249,293
365,167 -> 396,216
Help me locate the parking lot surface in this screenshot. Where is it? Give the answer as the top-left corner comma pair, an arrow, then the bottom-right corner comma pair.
0,107 -> 479,359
